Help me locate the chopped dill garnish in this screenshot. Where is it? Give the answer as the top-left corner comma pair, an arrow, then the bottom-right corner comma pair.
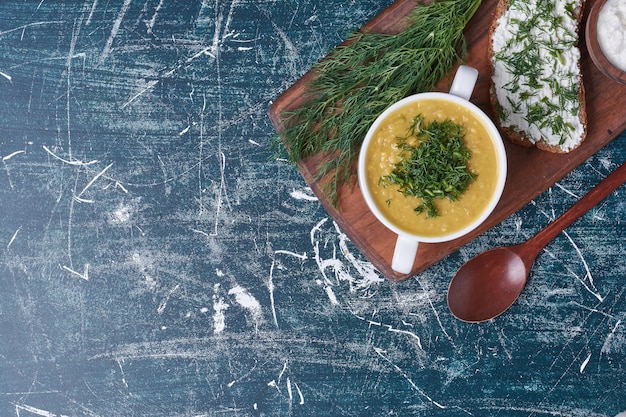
380,114 -> 476,218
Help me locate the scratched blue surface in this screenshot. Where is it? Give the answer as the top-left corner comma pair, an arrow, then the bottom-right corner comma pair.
1,1 -> 625,416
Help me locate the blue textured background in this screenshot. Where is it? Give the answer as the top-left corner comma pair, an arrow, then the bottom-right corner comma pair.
1,1 -> 625,416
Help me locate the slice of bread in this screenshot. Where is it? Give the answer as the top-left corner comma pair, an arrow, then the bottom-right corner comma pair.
489,0 -> 587,153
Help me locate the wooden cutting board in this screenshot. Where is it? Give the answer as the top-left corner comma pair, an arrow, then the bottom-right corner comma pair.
269,0 -> 626,281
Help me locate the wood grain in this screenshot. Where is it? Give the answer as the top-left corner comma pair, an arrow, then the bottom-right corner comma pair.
269,0 -> 626,281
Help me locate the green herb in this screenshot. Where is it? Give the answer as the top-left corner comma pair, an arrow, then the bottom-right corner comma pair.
272,0 -> 483,207
380,114 -> 476,218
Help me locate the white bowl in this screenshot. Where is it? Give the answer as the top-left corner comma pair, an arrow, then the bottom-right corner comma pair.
357,66 -> 507,274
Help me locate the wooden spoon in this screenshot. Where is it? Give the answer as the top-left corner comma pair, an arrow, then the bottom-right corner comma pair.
447,162 -> 626,322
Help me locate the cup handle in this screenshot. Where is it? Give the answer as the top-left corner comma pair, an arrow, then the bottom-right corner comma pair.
391,235 -> 419,274
449,65 -> 478,101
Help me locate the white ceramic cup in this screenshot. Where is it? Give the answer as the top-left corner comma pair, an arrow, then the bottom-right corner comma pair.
358,65 -> 507,275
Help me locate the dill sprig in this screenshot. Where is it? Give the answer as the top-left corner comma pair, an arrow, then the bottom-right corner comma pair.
273,0 -> 483,207
380,114 -> 476,218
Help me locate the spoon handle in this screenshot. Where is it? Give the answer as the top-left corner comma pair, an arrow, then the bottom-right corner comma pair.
525,162 -> 626,257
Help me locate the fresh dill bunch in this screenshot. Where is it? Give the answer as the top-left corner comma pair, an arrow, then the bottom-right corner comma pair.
273,0 -> 483,207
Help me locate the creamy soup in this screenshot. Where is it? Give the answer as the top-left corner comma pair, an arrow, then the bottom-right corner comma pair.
364,97 -> 499,238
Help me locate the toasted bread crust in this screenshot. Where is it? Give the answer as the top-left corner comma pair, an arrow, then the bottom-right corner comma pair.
488,0 -> 587,153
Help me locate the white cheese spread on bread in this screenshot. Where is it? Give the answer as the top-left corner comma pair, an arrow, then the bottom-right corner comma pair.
490,0 -> 586,153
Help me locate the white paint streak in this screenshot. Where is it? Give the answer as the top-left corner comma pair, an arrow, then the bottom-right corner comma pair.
192,229 -> 210,238
351,311 -> 422,349
209,4 -> 224,59
14,403 -> 69,417
62,264 -> 89,281
601,319 -> 622,354
417,278 -> 454,346
286,377 -> 293,405
534,197 -> 604,301
0,21 -> 63,36
116,358 -> 129,388
563,230 -> 603,301
268,20 -> 300,75
211,151 -> 229,236
387,327 -> 423,349
213,296 -> 229,334
2,150 -> 24,161
554,182 -> 580,199
274,250 -> 307,260
72,195 -> 94,204
212,284 -> 229,334
277,360 -> 288,383
268,250 -> 306,328
268,260 -> 279,328
324,284 -> 339,305
146,0 -> 165,34
294,382 -> 304,405
76,163 -> 113,200
290,188 -> 318,201
187,46 -> 215,61
570,301 -> 615,318
334,221 -> 383,290
99,0 -> 133,65
267,361 -> 289,392
86,0 -> 98,25
0,70 -> 12,81
121,79 -> 160,109
228,285 -> 263,326
7,226 -> 21,250
374,347 -> 446,409
310,218 -> 383,298
43,145 -> 99,166
157,284 -> 180,314
109,203 -> 133,225
65,12 -> 84,161
114,181 -> 129,193
494,326 -> 513,361
311,218 -> 339,285
579,352 -> 591,373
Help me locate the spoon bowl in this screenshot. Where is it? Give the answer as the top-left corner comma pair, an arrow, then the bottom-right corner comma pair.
448,162 -> 626,322
448,246 -> 527,322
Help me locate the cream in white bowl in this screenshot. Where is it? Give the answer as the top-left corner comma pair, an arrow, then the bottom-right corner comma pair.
597,0 -> 626,71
